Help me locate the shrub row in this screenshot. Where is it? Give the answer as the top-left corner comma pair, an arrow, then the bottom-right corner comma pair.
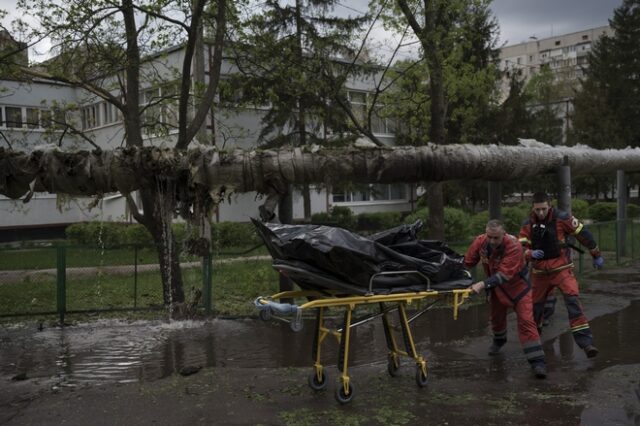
66,221 -> 262,250
66,200 -> 639,249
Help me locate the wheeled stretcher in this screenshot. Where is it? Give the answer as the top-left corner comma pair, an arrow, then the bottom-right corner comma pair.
255,260 -> 472,404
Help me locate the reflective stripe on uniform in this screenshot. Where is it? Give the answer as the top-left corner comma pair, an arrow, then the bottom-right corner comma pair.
523,341 -> 545,361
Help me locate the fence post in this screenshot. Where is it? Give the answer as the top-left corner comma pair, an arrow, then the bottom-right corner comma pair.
578,251 -> 583,276
56,246 -> 66,324
616,170 -> 627,259
202,251 -> 212,315
615,221 -> 620,265
133,245 -> 138,309
632,220 -> 636,260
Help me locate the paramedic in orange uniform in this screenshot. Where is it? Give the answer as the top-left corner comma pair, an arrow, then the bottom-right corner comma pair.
465,219 -> 547,378
518,192 -> 603,358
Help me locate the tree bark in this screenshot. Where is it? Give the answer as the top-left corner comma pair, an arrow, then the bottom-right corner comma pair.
4,143 -> 640,203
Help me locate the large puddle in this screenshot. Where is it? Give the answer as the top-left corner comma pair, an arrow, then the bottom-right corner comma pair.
2,299 -> 639,388
0,302 -> 487,387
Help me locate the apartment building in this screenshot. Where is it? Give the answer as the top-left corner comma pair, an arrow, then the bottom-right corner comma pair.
497,25 -> 613,143
499,25 -> 612,93
0,31 -> 412,239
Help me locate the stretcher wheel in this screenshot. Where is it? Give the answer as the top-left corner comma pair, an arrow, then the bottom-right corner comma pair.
308,371 -> 327,391
335,382 -> 354,404
415,365 -> 429,387
387,353 -> 400,377
259,307 -> 272,321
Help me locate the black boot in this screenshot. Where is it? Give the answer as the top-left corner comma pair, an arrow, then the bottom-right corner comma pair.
488,342 -> 504,356
584,345 -> 599,358
532,363 -> 547,379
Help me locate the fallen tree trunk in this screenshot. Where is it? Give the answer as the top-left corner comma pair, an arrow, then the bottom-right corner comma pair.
2,140 -> 640,201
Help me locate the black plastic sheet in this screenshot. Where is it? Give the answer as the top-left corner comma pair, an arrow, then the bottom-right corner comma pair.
252,219 -> 471,293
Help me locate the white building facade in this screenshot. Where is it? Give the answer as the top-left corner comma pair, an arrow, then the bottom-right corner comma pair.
0,36 -> 414,239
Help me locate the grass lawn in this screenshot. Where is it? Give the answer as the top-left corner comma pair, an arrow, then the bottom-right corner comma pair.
0,259 -> 280,319
0,220 -> 637,323
0,244 -> 269,270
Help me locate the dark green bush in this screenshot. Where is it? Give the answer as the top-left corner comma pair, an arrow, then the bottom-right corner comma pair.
356,211 -> 402,232
627,204 -> 640,218
123,224 -> 154,246
211,221 -> 260,249
502,206 -> 529,235
330,206 -> 356,229
588,202 -> 617,222
65,221 -> 124,248
310,212 -> 331,223
403,208 -> 428,230
442,207 -> 471,241
570,199 -> 590,219
470,211 -> 489,236
311,206 -> 356,229
402,207 -> 470,241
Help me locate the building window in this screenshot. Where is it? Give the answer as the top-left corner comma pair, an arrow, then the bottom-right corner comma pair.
5,106 -> 22,128
347,91 -> 396,135
582,35 -> 589,40
40,108 -> 66,130
140,83 -> 180,134
348,91 -> 367,124
555,40 -> 561,46
26,108 -> 40,129
332,183 -> 407,204
81,104 -> 100,130
0,105 -> 66,130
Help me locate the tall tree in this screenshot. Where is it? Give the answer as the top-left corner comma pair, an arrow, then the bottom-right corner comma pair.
525,65 -> 565,146
374,0 -> 500,238
569,1 -> 640,198
493,69 -> 532,146
230,0 -> 368,220
570,0 -> 640,150
9,0 -> 230,313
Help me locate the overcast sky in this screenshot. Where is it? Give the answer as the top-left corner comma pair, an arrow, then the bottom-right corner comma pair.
0,0 -> 624,60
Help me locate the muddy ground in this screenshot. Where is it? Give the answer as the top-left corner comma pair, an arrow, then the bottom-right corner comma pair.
1,263 -> 639,425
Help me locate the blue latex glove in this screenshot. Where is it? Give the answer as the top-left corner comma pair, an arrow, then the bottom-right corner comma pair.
530,249 -> 545,259
593,256 -> 604,269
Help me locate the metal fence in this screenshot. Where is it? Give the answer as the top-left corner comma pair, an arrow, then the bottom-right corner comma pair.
0,243 -> 216,322
0,219 -> 637,320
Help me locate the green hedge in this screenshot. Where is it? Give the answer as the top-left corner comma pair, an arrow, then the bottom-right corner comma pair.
66,221 -> 260,250
210,221 -> 261,249
570,199 -> 590,219
469,211 -> 489,236
502,206 -> 529,235
356,211 -> 403,232
403,207 -> 471,241
311,206 -> 355,229
587,202 -> 640,221
588,202 -> 617,222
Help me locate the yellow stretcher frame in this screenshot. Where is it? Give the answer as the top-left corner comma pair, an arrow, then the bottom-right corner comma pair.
255,287 -> 472,404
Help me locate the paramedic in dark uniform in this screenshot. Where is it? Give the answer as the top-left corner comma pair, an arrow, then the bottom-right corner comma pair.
465,219 -> 547,378
518,192 -> 603,358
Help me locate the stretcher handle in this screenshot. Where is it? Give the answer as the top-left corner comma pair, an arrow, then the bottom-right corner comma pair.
367,270 -> 431,296
254,297 -> 299,315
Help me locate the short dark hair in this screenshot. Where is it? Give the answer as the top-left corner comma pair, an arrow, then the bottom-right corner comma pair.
486,219 -> 504,231
532,192 -> 550,204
